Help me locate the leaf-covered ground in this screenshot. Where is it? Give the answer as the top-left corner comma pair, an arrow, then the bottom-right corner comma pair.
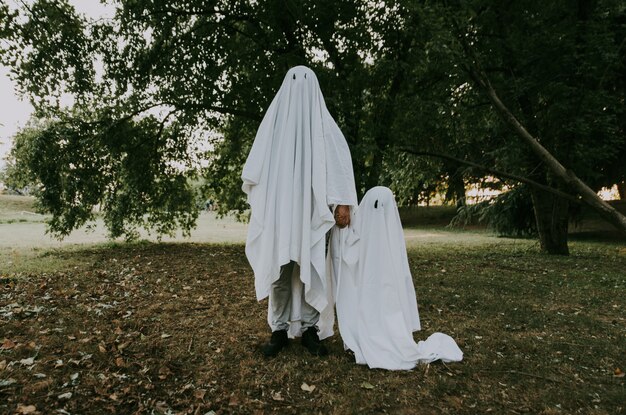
1,241 -> 625,414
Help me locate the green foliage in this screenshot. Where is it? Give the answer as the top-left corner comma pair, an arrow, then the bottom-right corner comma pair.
457,1 -> 626,186
5,114 -> 199,240
1,0 -> 624,241
445,1 -> 625,249
203,117 -> 255,218
452,186 -> 537,238
380,149 -> 444,206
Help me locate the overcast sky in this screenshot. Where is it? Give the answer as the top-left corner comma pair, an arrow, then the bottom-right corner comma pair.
0,1 -> 114,171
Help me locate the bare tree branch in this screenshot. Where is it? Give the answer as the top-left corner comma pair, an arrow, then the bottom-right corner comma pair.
398,147 -> 582,204
451,20 -> 626,234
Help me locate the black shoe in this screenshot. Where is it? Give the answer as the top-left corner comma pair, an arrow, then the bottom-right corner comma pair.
262,330 -> 289,357
301,327 -> 328,356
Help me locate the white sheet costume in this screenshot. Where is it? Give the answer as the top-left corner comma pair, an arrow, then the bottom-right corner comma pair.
242,66 -> 357,339
330,187 -> 463,370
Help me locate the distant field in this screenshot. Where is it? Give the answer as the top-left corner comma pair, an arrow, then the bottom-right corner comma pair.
400,199 -> 626,240
0,195 -> 624,252
0,194 -> 36,211
0,194 -> 249,250
0,194 -> 44,224
398,205 -> 460,227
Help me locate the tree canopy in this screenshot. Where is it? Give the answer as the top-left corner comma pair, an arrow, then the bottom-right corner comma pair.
1,0 -> 624,252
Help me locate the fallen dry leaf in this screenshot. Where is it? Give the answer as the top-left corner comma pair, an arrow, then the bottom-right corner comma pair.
19,357 -> 35,366
194,389 -> 207,401
301,382 -> 316,393
58,392 -> 72,400
158,366 -> 171,380
115,357 -> 125,367
1,338 -> 16,349
0,360 -> 6,371
2,240 -> 621,414
16,404 -> 37,414
0,378 -> 17,387
30,379 -> 53,393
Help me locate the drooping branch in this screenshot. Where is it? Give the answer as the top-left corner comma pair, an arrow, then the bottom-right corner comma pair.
206,105 -> 262,122
398,147 -> 582,204
113,101 -> 262,124
453,23 -> 626,234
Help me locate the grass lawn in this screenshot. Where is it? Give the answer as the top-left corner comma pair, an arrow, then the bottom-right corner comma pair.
0,195 -> 43,225
1,238 -> 624,414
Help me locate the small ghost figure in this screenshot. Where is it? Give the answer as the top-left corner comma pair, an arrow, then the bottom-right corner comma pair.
330,186 -> 463,370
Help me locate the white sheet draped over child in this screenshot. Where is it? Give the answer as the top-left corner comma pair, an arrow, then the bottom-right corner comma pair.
328,186 -> 463,370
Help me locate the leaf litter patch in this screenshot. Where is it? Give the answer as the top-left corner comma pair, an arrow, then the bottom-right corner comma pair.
1,242 -> 624,414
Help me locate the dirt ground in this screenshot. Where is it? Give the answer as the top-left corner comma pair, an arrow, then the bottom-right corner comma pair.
1,195 -> 624,413
1,240 -> 625,414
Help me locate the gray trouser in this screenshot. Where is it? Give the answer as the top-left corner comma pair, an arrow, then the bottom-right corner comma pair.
269,261 -> 320,332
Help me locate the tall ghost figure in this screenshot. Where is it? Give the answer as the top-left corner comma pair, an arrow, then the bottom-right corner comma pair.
242,66 -> 358,357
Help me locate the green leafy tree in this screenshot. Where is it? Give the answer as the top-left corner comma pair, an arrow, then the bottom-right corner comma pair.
446,0 -> 626,253
4,114 -> 198,239
1,0 -> 624,252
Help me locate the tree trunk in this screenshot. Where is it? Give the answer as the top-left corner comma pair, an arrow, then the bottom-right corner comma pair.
455,183 -> 466,208
366,151 -> 384,192
480,77 -> 626,233
530,188 -> 570,255
446,170 -> 466,208
456,35 -> 626,234
617,181 -> 626,200
399,148 -> 582,203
